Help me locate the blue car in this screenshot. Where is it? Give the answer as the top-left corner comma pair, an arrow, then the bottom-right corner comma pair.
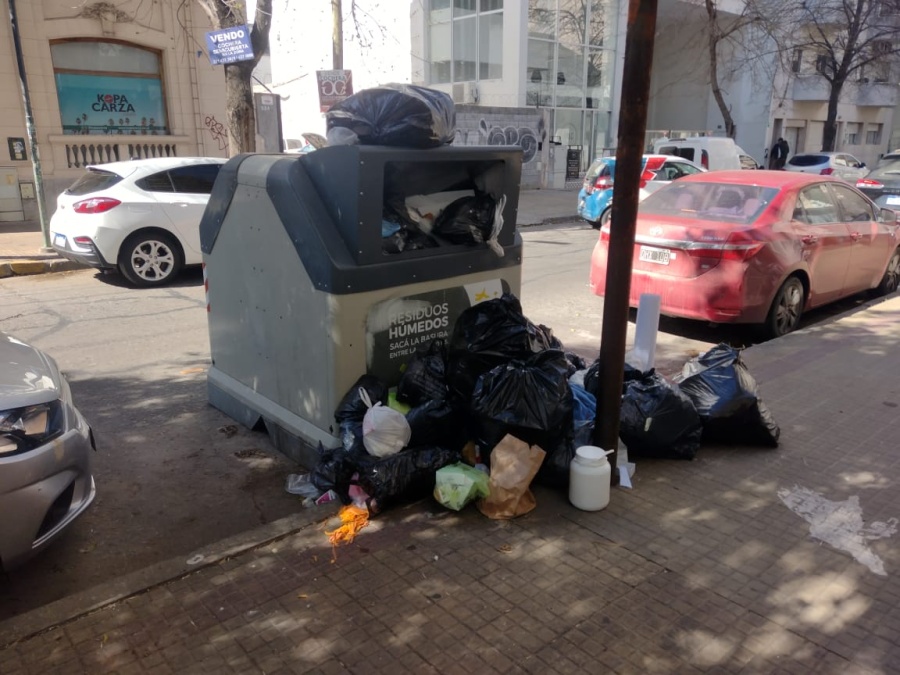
577,154 -> 705,227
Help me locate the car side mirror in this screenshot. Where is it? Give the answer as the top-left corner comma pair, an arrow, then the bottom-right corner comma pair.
860,162 -> 867,168
879,208 -> 897,223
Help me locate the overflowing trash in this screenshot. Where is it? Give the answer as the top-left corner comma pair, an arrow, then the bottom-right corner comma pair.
289,295 -> 780,532
325,83 -> 455,149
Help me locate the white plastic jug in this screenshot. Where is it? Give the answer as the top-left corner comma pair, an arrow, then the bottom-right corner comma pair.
569,446 -> 613,511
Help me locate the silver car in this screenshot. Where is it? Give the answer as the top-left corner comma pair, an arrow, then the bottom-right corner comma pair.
785,152 -> 868,181
0,333 -> 96,571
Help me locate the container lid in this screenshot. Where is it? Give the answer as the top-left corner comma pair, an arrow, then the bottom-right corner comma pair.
575,446 -> 613,464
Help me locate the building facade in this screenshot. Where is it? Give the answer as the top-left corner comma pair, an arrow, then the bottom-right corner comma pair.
410,0 -> 624,188
0,0 -> 229,222
410,0 -> 899,187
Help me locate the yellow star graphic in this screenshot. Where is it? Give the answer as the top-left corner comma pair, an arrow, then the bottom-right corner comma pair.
474,289 -> 490,301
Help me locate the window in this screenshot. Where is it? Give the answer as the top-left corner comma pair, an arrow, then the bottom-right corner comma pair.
427,0 -> 503,83
792,49 -> 803,74
867,124 -> 883,145
51,40 -> 168,136
845,123 -> 861,145
65,168 -> 124,195
137,172 -> 175,193
872,41 -> 892,82
794,185 -> 839,225
169,165 -> 222,194
815,54 -> 832,76
831,184 -> 875,222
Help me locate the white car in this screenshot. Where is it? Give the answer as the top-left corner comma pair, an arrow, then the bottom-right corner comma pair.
1,333 -> 96,570
50,157 -> 227,287
785,152 -> 868,182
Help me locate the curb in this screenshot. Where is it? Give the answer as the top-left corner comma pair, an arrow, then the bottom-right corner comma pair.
0,502 -> 340,647
0,259 -> 89,279
518,214 -> 581,228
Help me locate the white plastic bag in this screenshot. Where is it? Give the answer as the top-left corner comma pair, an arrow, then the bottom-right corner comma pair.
360,388 -> 411,458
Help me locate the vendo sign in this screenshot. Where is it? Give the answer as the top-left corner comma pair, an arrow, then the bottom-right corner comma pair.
205,25 -> 255,66
316,70 -> 353,113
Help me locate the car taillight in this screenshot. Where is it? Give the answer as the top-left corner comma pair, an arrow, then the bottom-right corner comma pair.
73,236 -> 93,246
686,232 -> 764,262
599,225 -> 611,242
820,168 -> 834,176
857,178 -> 883,188
594,176 -> 612,190
73,197 -> 121,214
701,150 -> 709,170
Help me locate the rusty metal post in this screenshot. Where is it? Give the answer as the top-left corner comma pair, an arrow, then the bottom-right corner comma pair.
592,0 -> 659,482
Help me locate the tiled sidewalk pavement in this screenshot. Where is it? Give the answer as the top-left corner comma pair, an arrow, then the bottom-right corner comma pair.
2,295 -> 900,673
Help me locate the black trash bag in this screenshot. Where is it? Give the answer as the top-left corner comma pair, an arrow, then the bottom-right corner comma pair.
471,350 -> 574,465
397,340 -> 448,406
447,293 -> 546,401
432,194 -> 496,246
406,399 -> 467,451
537,417 -> 595,489
674,344 -> 780,447
311,443 -> 365,504
334,375 -> 389,453
534,324 -> 565,351
326,84 -> 455,149
382,227 -> 439,254
565,352 -> 587,377
619,373 -> 702,460
356,445 -> 460,513
583,359 -> 646,397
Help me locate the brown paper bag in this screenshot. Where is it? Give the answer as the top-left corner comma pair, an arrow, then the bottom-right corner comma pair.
477,434 -> 546,519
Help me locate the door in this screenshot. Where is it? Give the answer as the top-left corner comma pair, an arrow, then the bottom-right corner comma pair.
841,154 -> 867,180
830,183 -> 890,293
790,183 -> 854,306
159,164 -> 222,259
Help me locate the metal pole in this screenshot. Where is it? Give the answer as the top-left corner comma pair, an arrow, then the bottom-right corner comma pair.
7,0 -> 50,249
332,0 -> 343,70
592,0 -> 659,483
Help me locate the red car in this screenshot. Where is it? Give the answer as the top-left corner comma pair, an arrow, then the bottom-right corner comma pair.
590,171 -> 900,337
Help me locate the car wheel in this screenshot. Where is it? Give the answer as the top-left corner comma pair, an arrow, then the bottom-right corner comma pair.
763,276 -> 805,339
599,207 -> 612,228
118,231 -> 184,287
874,247 -> 900,296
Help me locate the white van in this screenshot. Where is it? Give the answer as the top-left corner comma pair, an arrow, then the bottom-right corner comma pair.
652,136 -> 760,171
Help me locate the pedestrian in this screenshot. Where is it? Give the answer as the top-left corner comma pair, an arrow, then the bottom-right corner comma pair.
778,137 -> 790,168
770,138 -> 786,170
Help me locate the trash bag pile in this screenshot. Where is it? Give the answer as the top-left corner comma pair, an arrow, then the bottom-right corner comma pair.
323,83 -> 508,257
303,295 -> 779,519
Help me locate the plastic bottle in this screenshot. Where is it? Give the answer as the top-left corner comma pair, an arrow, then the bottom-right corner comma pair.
569,446 -> 614,511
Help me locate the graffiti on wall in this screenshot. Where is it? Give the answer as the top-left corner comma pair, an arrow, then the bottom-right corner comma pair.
478,118 -> 546,163
204,115 -> 228,151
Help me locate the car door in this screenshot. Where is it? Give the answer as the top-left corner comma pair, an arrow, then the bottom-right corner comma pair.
790,183 -> 854,306
830,183 -> 891,293
158,164 -> 222,260
842,154 -> 867,181
832,155 -> 851,180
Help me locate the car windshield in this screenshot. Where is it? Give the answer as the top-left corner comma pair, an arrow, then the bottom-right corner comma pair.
788,155 -> 829,167
584,160 -> 612,182
866,158 -> 900,179
640,181 -> 779,224
65,169 -> 124,196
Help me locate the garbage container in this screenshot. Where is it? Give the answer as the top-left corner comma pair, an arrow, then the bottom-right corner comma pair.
200,145 -> 524,467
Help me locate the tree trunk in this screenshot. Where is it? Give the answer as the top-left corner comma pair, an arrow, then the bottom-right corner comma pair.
705,0 -> 736,138
822,82 -> 843,151
224,61 -> 256,153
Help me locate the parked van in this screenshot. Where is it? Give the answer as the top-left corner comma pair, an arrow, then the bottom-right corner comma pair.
652,136 -> 760,171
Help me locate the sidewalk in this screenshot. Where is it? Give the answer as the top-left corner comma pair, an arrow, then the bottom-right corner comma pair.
0,189 -> 581,279
2,294 -> 899,672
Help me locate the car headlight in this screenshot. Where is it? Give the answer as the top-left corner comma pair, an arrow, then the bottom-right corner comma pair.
0,401 -> 64,456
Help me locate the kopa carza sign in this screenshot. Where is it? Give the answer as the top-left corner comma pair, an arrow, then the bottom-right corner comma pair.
93,94 -> 136,113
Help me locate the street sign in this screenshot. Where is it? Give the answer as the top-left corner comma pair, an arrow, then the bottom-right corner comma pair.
205,25 -> 255,66
316,70 -> 353,113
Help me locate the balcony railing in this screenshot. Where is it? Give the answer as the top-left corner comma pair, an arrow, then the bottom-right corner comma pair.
854,81 -> 899,107
792,75 -> 831,101
48,134 -> 195,169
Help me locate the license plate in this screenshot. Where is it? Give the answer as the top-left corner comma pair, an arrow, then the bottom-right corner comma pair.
886,195 -> 900,206
639,245 -> 670,265
53,234 -> 66,247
